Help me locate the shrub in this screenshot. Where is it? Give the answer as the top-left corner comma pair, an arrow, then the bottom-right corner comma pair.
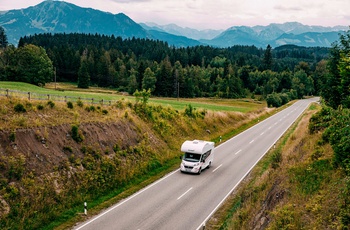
271,149 -> 282,169
76,100 -> 84,107
68,154 -> 76,164
184,104 -> 195,117
14,103 -> 26,113
37,104 -> 44,110
47,100 -> 55,108
9,131 -> 16,142
102,109 -> 108,115
85,105 -> 96,112
266,93 -> 282,108
63,146 -> 73,153
67,101 -> 74,109
113,144 -> 120,152
71,125 -> 84,143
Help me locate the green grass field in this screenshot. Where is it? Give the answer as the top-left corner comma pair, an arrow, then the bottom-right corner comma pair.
0,81 -> 266,112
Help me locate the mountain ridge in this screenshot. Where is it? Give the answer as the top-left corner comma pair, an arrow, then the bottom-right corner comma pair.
0,1 -> 348,48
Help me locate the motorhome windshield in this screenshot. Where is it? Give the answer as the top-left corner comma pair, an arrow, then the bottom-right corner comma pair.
184,152 -> 201,162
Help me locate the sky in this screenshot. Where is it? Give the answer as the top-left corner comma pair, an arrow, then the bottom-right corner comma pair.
0,0 -> 350,30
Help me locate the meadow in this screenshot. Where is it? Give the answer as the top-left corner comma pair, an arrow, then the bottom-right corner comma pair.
0,81 -> 265,112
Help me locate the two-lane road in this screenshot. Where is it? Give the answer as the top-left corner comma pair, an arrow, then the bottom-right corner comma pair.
74,97 -> 318,230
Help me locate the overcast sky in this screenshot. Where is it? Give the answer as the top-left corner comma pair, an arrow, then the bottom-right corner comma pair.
1,0 -> 350,30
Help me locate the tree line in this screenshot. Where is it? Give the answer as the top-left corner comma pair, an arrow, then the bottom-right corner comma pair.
0,28 -> 332,105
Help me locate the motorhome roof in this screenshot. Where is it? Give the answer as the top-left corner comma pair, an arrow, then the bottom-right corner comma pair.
181,140 -> 214,154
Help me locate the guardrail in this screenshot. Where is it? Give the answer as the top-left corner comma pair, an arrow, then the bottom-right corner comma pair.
0,88 -> 116,106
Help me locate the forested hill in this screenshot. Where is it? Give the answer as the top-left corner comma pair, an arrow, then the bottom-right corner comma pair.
8,33 -> 330,104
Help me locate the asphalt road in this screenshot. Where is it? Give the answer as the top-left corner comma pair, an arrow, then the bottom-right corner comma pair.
74,97 -> 319,230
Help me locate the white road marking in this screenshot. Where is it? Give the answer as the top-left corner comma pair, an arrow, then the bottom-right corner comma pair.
249,140 -> 254,144
75,169 -> 180,230
212,164 -> 222,172
235,149 -> 242,155
177,187 -> 193,200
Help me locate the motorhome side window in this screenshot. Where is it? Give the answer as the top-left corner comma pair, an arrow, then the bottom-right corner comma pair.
202,150 -> 211,161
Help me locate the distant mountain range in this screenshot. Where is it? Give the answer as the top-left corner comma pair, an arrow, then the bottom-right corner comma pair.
0,0 -> 348,48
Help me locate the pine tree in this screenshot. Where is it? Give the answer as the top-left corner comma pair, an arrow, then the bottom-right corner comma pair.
78,57 -> 90,89
263,44 -> 273,70
0,26 -> 8,48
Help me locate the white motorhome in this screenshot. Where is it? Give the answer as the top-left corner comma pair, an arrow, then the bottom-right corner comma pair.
180,140 -> 214,174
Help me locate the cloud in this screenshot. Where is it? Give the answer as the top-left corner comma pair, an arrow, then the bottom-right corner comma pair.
110,0 -> 152,3
274,5 -> 302,11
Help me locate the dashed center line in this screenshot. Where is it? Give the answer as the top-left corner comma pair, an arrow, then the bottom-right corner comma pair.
177,187 -> 193,200
212,164 -> 222,172
249,140 -> 254,144
235,149 -> 242,155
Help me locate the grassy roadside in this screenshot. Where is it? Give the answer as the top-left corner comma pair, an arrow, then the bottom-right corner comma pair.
53,104 -> 291,230
205,102 -> 347,229
0,83 -> 276,230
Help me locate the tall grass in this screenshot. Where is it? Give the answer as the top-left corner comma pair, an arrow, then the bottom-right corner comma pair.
205,103 -> 347,229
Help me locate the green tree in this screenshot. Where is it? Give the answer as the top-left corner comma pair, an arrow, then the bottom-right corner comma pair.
321,30 -> 350,109
262,44 -> 273,70
14,44 -> 53,85
133,89 -> 151,106
339,54 -> 350,107
155,57 -> 173,97
142,67 -> 157,92
127,68 -> 138,94
0,26 -> 8,48
78,57 -> 90,89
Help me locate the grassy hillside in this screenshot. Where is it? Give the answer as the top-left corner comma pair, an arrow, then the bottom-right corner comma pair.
206,103 -> 350,229
0,83 -> 271,229
0,81 -> 263,112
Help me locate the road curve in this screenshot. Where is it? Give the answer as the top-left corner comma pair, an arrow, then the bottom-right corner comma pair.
74,97 -> 319,230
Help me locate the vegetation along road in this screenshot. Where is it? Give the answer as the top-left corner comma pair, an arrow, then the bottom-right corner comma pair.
74,97 -> 319,230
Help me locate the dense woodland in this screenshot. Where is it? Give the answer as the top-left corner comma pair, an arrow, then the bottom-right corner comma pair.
0,29 -> 331,106
0,27 -> 350,229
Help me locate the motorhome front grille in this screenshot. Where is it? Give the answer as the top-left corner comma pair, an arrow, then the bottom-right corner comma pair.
184,166 -> 193,169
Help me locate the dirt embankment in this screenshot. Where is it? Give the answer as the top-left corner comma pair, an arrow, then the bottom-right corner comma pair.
0,120 -> 156,176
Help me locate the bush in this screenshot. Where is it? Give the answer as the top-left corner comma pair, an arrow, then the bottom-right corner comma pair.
71,125 -> 84,143
271,149 -> 282,169
76,100 -> 84,107
36,104 -> 44,110
14,103 -> 26,113
9,131 -> 16,142
266,93 -> 282,108
113,144 -> 120,152
47,100 -> 55,108
67,101 -> 74,109
102,109 -> 108,115
63,146 -> 73,153
184,104 -> 195,117
85,105 -> 96,112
